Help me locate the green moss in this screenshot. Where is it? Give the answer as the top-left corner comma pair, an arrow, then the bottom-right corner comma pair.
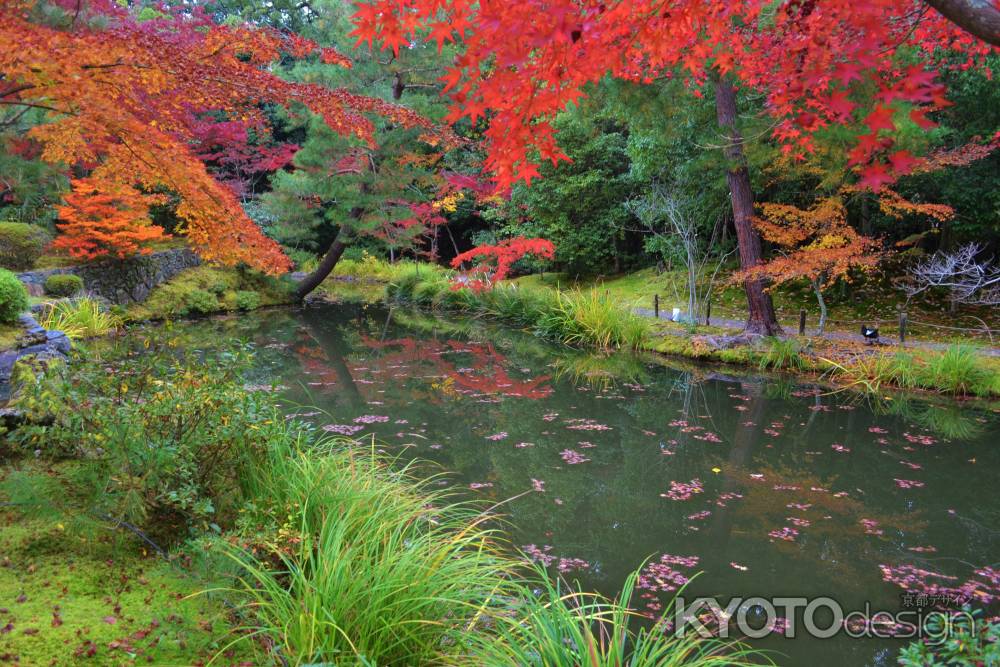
126,266 -> 292,322
0,515 -> 254,666
0,322 -> 20,349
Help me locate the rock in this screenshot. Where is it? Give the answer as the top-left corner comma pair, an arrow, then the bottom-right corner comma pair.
0,312 -> 73,394
0,407 -> 26,430
46,330 -> 72,355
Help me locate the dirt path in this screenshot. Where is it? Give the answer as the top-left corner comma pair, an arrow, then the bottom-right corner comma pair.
633,307 -> 1000,357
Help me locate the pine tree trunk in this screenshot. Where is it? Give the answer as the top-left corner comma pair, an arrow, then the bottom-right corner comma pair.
714,78 -> 782,336
294,228 -> 352,300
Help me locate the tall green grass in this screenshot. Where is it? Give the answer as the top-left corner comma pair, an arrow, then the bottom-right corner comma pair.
390,275 -> 650,350
822,345 -> 999,397
464,566 -> 766,667
210,438 -> 764,666
37,297 -> 121,339
537,289 -> 650,350
756,337 -> 806,371
214,440 -> 515,666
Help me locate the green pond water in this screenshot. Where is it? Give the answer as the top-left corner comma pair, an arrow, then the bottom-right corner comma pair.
164,302 -> 999,666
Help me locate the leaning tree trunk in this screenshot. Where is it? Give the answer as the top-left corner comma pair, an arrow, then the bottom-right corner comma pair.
714,78 -> 782,336
294,228 -> 352,301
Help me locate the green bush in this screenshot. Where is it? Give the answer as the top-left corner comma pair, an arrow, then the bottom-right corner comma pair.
5,344 -> 287,538
0,268 -> 28,323
181,288 -> 220,316
233,290 -> 261,311
898,608 -> 999,666
0,221 -> 51,271
43,273 -> 83,297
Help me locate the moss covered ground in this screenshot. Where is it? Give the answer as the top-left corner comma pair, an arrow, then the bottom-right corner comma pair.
0,513 -> 252,666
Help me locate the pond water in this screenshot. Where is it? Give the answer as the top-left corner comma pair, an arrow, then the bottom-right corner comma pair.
165,303 -> 999,666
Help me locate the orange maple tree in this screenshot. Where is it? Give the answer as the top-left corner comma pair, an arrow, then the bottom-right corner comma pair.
53,178 -> 169,260
741,198 -> 881,333
0,0 -> 441,271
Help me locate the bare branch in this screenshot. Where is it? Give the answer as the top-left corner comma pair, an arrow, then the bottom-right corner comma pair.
905,243 -> 1000,304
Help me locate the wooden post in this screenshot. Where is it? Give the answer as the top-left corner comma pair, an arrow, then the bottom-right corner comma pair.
654,294 -> 660,319
798,309 -> 806,336
899,310 -> 907,346
705,299 -> 711,326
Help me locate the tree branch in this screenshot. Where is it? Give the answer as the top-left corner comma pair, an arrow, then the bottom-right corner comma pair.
925,0 -> 1000,45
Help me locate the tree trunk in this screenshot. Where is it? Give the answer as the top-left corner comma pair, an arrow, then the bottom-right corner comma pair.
294,228 -> 352,300
714,78 -> 782,336
812,277 -> 828,334
925,0 -> 1000,46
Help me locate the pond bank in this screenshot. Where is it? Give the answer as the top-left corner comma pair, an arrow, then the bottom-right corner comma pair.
378,266 -> 1000,399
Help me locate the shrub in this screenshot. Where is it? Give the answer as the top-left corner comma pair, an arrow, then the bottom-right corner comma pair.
181,288 -> 220,316
898,608 -> 999,666
4,344 -> 286,539
0,221 -> 51,270
0,268 -> 28,323
43,273 -> 83,297
233,290 -> 261,311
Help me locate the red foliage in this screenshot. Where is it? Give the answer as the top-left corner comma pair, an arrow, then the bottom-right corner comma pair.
450,237 -> 556,290
351,0 -> 993,191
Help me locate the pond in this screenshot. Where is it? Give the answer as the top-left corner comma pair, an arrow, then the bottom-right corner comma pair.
163,302 -> 1000,666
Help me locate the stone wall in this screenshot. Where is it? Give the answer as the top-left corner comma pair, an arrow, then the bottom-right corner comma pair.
17,248 -> 200,304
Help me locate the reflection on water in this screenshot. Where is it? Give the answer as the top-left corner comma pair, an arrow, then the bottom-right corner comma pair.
164,303 -> 1000,666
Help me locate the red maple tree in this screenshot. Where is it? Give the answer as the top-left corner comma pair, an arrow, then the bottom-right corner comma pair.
351,0 -> 995,333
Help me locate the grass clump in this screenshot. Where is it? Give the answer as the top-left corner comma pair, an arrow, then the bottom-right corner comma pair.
536,289 -> 649,350
757,337 -> 806,371
36,297 -> 120,339
467,566 -> 765,667
216,441 -> 514,666
919,345 -> 991,395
